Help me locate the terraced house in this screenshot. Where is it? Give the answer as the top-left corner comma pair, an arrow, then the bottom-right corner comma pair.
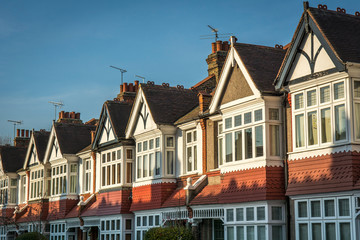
0,2 -> 359,240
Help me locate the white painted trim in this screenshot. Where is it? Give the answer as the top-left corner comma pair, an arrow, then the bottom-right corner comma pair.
132,178 -> 176,187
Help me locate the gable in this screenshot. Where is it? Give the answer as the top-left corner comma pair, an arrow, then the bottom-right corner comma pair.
28,145 -> 39,166
220,65 -> 254,105
133,100 -> 157,136
49,137 -> 62,161
99,114 -> 116,144
286,32 -> 336,82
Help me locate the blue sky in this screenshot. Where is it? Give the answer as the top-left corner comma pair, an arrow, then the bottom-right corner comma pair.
0,0 -> 358,140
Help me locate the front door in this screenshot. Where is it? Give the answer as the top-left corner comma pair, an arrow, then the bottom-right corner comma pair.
213,219 -> 224,240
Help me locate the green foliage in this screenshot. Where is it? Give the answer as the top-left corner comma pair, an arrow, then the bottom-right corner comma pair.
16,232 -> 47,240
144,226 -> 194,240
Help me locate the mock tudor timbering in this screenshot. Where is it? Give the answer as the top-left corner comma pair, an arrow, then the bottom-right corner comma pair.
1,2 -> 360,240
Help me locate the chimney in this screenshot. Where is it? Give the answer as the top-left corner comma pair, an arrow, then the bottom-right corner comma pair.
14,129 -> 31,148
206,40 -> 230,83
115,81 -> 139,103
198,91 -> 212,113
57,111 -> 83,124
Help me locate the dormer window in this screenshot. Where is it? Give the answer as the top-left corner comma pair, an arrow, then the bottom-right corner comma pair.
185,129 -> 197,173
293,80 -> 347,150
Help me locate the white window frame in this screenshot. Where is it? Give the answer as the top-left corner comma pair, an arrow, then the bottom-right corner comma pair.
100,218 -> 121,240
51,164 -> 67,197
352,78 -> 360,141
185,129 -> 198,174
0,178 -> 8,205
29,168 -> 44,200
50,223 -> 66,240
100,148 -> 122,188
83,158 -> 92,193
292,80 -> 348,151
136,137 -> 161,181
165,135 -> 175,176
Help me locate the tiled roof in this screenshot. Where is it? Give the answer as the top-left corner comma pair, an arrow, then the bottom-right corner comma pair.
191,167 -> 285,205
233,43 -> 286,93
191,75 -> 216,92
47,199 -> 78,221
81,190 -> 131,217
105,101 -> 133,138
174,106 -> 200,125
55,123 -> 95,155
161,188 -> 186,208
0,146 -> 27,173
141,84 -> 198,125
16,201 -> 49,223
309,7 -> 360,63
33,130 -> 50,163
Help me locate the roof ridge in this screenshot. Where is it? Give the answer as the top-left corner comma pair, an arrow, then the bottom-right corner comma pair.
309,6 -> 360,19
234,42 -> 286,51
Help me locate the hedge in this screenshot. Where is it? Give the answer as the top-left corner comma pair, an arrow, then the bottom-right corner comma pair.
16,232 -> 47,240
144,226 -> 194,240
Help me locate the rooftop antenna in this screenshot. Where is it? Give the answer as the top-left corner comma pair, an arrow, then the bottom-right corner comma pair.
135,75 -> 145,83
49,101 -> 64,121
110,66 -> 127,85
7,120 -> 23,140
200,25 -> 232,42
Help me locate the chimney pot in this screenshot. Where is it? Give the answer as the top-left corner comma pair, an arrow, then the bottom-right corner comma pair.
70,112 -> 75,119
134,80 -> 139,92
65,112 -> 70,118
123,83 -> 128,92
75,112 -> 80,120
216,41 -> 222,51
21,129 -> 25,137
120,85 -> 123,93
26,130 -> 29,138
222,41 -> 229,51
128,83 -> 134,92
17,129 -> 20,137
211,42 -> 216,53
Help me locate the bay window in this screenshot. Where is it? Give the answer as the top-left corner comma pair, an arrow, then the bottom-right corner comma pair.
101,148 -> 122,187
30,169 -> 44,199
9,178 -> 17,203
51,164 -> 66,196
295,196 -> 352,240
20,175 -> 26,203
293,80 -> 347,150
185,129 -> 198,173
69,164 -> 77,193
220,109 -> 264,165
137,137 -> 161,180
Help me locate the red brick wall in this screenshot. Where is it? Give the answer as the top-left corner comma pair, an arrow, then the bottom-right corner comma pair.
287,151 -> 360,196
47,199 -> 78,221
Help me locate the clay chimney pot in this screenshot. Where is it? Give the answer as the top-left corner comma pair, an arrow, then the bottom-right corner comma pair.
211,42 -> 216,53
216,40 -> 222,51
17,129 -> 20,137
26,130 -> 29,138
21,129 -> 24,137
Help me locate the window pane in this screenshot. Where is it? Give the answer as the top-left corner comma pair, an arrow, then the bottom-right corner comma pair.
269,108 -> 279,120
218,138 -> 223,166
143,155 -> 148,178
149,139 -> 154,149
112,164 -> 116,184
143,141 -> 148,151
354,81 -> 360,97
245,128 -> 252,159
334,82 -> 344,100
324,199 -> 335,217
236,226 -> 244,240
307,90 -> 317,107
295,114 -> 305,147
272,206 -> 282,220
155,215 -> 160,225
321,108 -> 331,143
227,227 -> 234,240
117,163 -> 121,184
244,112 -> 252,124
272,226 -> 283,240
340,223 -> 351,240
320,86 -> 330,103
155,152 -> 161,175
187,147 -> 192,172
186,132 -> 192,143
246,226 -> 254,240
225,118 -> 232,129
312,223 -> 321,240
137,157 -> 142,179
257,226 -> 266,240
255,109 -> 262,121
257,207 -> 265,220
155,137 -> 160,148
295,93 -> 304,110
298,201 -> 307,218
355,103 -> 360,139
236,208 -> 243,221
339,199 -> 350,216
126,162 -> 133,183
335,104 -> 346,141
149,216 -> 153,226
308,111 -> 318,145
137,143 -> 142,152
234,115 -> 242,126
299,223 -> 308,240
225,133 -> 233,162
246,207 -> 254,221
166,137 -> 174,147
117,150 -> 121,159
226,209 -> 234,222
325,223 -> 336,240
166,151 -> 174,175
311,201 -> 321,217
149,153 -> 154,177
193,146 -> 197,171
255,126 -> 263,157
235,131 -> 242,161
270,125 -> 280,156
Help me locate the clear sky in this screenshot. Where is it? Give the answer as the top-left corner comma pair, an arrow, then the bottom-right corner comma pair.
0,0 -> 358,141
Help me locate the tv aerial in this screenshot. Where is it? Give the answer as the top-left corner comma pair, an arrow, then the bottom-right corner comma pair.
110,66 -> 127,85
7,120 -> 23,140
135,75 -> 145,83
49,101 -> 64,121
200,25 -> 232,42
